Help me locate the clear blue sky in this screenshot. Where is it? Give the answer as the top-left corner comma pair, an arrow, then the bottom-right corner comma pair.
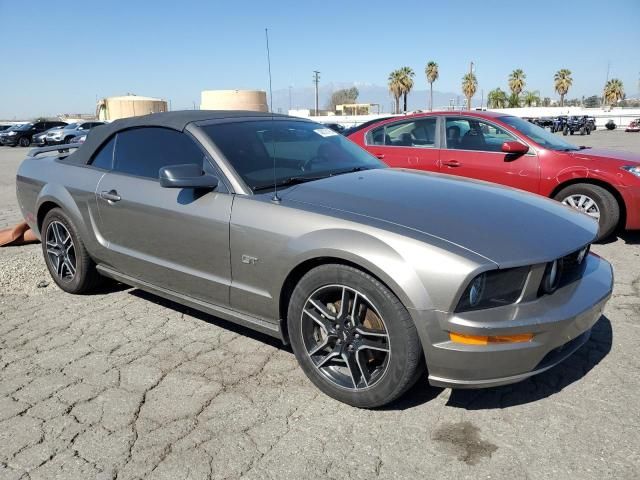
1,0 -> 638,118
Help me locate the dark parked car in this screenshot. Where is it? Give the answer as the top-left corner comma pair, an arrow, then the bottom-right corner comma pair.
0,121 -> 67,147
0,124 -> 14,132
550,116 -> 568,133
534,117 -> 554,129
563,116 -> 593,136
0,124 -> 22,144
45,121 -> 104,145
16,111 -> 612,407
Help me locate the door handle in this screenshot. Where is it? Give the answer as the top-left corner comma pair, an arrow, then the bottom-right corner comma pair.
100,190 -> 121,202
442,160 -> 461,168
375,153 -> 385,159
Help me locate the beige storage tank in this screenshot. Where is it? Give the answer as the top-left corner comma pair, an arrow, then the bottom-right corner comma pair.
200,90 -> 268,112
96,95 -> 168,121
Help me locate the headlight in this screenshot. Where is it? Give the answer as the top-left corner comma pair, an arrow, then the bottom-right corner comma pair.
621,166 -> 640,177
7,131 -> 16,136
455,266 -> 529,312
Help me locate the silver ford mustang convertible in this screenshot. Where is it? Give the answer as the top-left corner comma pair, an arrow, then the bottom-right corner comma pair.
16,111 -> 613,407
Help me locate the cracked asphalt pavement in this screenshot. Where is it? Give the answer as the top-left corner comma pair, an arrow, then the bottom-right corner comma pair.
1,131 -> 639,479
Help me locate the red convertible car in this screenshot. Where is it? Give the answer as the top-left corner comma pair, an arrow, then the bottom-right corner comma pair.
348,111 -> 640,240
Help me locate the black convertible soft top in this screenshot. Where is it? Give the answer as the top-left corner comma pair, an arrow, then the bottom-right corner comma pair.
65,110 -> 288,165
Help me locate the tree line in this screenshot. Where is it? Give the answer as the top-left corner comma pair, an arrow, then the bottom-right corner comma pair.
386,64 -> 626,113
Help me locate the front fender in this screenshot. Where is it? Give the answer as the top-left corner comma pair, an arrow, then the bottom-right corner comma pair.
281,228 -> 433,312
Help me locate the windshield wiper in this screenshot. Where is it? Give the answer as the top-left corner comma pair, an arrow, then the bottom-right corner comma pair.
252,167 -> 374,192
579,146 -> 592,150
252,176 -> 326,191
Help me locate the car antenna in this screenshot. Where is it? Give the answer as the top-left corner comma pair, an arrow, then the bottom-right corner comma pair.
265,28 -> 280,204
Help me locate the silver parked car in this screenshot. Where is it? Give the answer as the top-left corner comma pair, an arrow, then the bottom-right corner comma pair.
45,121 -> 104,145
16,111 -> 613,407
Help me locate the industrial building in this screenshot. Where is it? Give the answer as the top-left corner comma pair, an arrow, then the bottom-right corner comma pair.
96,95 -> 168,121
200,90 -> 267,112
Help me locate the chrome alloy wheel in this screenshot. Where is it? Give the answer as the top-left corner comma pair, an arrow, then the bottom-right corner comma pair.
301,285 -> 390,390
45,221 -> 76,282
562,194 -> 601,220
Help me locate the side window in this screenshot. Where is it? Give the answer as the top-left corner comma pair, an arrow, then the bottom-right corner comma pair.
368,126 -> 386,145
367,118 -> 437,148
90,136 -> 116,170
445,117 -> 516,152
113,127 -> 205,179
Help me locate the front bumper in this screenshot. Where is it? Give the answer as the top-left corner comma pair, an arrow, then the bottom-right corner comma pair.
412,253 -> 613,389
0,136 -> 17,146
45,137 -> 65,145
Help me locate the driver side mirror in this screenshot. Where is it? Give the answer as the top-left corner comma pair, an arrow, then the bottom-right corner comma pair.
501,141 -> 529,156
159,164 -> 218,190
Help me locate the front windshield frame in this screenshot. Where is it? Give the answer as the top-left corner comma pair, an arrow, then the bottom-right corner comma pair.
201,119 -> 385,193
499,115 -> 579,151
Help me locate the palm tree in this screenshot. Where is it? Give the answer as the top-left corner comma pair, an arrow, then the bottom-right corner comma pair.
487,88 -> 508,108
398,66 -> 415,112
508,93 -> 521,108
554,69 -> 573,107
522,90 -> 541,107
508,69 -> 526,104
425,61 -> 439,111
388,70 -> 403,114
604,79 -> 624,106
461,73 -> 477,110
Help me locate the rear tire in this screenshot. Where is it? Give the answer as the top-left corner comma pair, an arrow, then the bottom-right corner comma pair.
554,184 -> 620,241
287,264 -> 423,408
41,208 -> 103,294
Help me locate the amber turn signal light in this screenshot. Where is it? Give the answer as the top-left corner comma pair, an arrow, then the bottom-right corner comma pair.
449,332 -> 534,345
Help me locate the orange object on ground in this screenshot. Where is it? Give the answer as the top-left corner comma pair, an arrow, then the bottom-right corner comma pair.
0,221 -> 39,247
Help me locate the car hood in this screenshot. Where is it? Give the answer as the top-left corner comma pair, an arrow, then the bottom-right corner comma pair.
566,148 -> 640,165
281,168 -> 597,268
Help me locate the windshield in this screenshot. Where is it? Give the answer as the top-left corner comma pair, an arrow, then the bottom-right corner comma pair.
64,123 -> 79,130
16,123 -> 34,131
202,120 -> 384,190
499,116 -> 579,151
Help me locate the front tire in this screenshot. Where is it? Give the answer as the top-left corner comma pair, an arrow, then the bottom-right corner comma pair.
19,136 -> 30,147
41,208 -> 103,293
555,184 -> 620,241
287,264 -> 423,408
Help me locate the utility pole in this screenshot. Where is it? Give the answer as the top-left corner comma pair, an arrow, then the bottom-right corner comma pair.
468,61 -> 474,110
313,70 -> 320,116
603,61 -> 610,106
